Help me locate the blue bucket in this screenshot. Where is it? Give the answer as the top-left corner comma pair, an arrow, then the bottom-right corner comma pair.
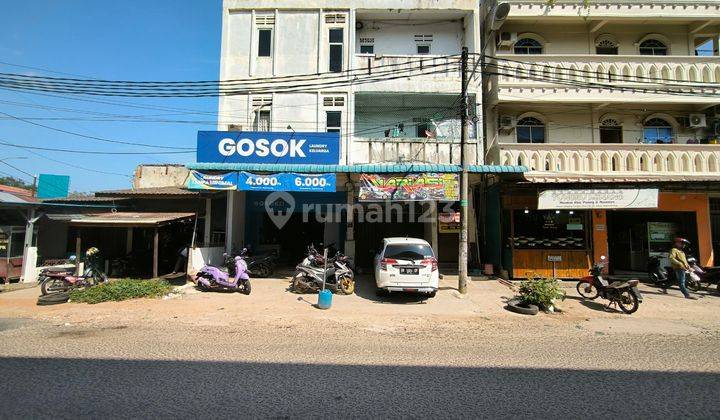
317,289 -> 333,310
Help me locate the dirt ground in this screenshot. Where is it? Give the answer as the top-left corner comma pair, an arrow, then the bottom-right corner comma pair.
2,273 -> 719,338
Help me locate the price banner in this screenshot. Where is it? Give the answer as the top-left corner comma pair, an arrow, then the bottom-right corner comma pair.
237,172 -> 336,192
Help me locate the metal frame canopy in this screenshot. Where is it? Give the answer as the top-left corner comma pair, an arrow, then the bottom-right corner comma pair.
61,212 -> 196,228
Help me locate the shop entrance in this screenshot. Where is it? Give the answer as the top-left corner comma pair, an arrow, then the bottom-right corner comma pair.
606,211 -> 698,272
354,202 -> 427,269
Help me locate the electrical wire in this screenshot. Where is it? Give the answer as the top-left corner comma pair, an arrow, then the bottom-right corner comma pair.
0,139 -> 194,155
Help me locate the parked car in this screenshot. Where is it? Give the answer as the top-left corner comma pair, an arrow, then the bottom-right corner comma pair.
373,237 -> 439,297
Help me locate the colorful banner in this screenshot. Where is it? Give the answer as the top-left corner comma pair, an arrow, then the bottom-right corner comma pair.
196,131 -> 340,164
358,173 -> 459,202
237,172 -> 336,192
186,171 -> 238,190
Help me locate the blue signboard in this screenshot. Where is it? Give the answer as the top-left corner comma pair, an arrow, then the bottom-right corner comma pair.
36,174 -> 70,199
186,171 -> 238,190
238,172 -> 336,193
196,131 -> 340,164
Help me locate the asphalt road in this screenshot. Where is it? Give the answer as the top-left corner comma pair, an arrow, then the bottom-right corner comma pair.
1,317 -> 718,419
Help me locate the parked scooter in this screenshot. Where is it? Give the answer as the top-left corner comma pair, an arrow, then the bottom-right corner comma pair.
291,244 -> 355,295
686,256 -> 720,293
577,257 -> 641,314
40,248 -> 108,295
240,245 -> 277,278
647,256 -> 676,290
195,251 -> 251,294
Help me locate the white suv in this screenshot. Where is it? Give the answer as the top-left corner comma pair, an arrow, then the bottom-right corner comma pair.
374,237 -> 439,297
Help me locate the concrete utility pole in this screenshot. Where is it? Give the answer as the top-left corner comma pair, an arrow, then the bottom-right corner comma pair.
458,47 -> 469,294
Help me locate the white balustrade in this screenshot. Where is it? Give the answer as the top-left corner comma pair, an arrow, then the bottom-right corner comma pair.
354,54 -> 462,81
496,54 -> 720,87
497,143 -> 720,175
352,137 -> 480,165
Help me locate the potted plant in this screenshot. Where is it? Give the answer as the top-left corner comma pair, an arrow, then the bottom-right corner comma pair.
506,276 -> 566,315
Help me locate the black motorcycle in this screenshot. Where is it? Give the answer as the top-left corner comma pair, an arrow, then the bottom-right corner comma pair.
291,244 -> 355,295
576,258 -> 641,314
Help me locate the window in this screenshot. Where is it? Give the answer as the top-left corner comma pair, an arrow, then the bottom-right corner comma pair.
514,38 -> 543,54
595,36 -> 618,55
383,243 -> 434,260
511,210 -> 587,250
639,39 -> 668,56
326,111 -> 341,133
360,45 -> 374,54
417,45 -> 430,55
643,118 -> 673,144
600,118 -> 622,143
253,110 -> 271,131
516,117 -> 545,143
329,28 -> 344,72
258,29 -> 272,57
414,118 -> 431,137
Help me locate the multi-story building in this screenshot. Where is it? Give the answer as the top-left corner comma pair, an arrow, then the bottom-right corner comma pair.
481,0 -> 720,278
189,0 -> 527,269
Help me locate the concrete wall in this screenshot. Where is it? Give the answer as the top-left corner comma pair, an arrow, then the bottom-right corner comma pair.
356,21 -> 463,55
133,165 -> 190,189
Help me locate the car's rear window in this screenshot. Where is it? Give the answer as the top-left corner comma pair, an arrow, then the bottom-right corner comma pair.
384,243 -> 433,260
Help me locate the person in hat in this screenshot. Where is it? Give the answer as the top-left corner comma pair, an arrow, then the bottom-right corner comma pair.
668,237 -> 695,299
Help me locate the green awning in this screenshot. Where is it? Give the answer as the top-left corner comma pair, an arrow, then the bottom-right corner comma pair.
186,163 -> 527,174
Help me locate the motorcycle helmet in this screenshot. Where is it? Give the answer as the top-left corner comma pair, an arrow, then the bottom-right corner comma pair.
674,237 -> 690,246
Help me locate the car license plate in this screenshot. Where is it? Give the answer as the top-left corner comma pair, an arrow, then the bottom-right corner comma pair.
401,267 -> 419,275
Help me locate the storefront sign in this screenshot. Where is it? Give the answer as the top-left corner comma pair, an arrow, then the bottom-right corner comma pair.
538,189 -> 658,210
237,172 -> 336,192
358,173 -> 459,202
547,255 -> 562,262
196,131 -> 340,164
186,171 -> 238,190
438,212 -> 460,233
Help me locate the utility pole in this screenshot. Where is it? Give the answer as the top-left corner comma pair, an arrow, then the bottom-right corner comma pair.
458,46 -> 469,294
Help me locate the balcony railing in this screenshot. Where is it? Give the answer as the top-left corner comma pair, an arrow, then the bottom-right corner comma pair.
496,143 -> 720,175
354,54 -> 462,80
351,137 -> 480,165
496,54 -> 720,87
508,1 -> 720,18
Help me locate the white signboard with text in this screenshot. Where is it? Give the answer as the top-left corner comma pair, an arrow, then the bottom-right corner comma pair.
538,189 -> 659,210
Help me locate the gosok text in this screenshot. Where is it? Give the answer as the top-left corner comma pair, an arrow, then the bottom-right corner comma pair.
218,137 -> 307,158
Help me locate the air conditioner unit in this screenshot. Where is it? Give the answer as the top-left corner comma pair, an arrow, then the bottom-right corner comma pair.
497,32 -> 517,47
689,113 -> 707,128
498,115 -> 516,131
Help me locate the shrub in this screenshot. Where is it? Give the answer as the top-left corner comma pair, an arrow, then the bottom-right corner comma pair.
518,277 -> 565,311
69,279 -> 173,304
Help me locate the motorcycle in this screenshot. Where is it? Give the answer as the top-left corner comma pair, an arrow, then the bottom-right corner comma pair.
576,257 -> 641,314
647,256 -> 676,290
291,244 -> 355,295
686,256 -> 720,293
40,248 -> 108,295
240,246 -> 277,278
195,251 -> 251,294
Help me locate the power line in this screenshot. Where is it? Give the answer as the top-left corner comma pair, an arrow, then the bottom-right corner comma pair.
0,139 -> 194,155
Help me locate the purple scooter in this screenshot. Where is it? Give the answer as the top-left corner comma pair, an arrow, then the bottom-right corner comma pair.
195,251 -> 251,294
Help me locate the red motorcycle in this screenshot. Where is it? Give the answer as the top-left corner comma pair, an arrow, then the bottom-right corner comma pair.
40,248 -> 108,295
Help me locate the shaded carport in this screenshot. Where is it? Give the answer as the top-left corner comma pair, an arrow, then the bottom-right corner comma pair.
54,212 -> 196,278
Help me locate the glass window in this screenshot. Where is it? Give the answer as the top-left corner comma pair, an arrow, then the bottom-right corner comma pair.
417,45 -> 430,55
383,243 -> 434,260
643,118 -> 673,144
258,29 -> 272,57
326,111 -> 341,133
329,29 -> 344,73
516,117 -> 545,143
253,110 -> 271,131
514,38 -> 543,54
512,210 -> 588,250
639,39 -> 668,56
360,45 -> 374,54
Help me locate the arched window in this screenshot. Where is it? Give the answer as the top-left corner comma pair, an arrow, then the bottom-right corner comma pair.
643,118 -> 673,144
514,38 -> 543,55
595,35 -> 618,55
600,117 -> 622,143
516,117 -> 545,143
639,39 -> 668,56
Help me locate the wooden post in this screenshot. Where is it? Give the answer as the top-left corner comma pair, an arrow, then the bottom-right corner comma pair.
153,227 -> 159,279
75,231 -> 81,275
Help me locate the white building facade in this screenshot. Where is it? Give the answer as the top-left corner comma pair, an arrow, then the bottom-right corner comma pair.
481,0 -> 720,278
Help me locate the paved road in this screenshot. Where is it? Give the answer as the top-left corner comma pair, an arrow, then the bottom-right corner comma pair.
1,317 -> 718,419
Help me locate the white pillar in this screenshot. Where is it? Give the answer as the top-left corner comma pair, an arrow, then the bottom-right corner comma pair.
344,186 -> 355,260
225,190 -> 235,253
20,208 -> 38,283
203,197 -> 212,246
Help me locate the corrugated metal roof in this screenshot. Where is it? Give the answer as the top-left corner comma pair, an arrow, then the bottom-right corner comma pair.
95,186 -> 201,197
186,163 -> 527,174
61,212 -> 196,227
0,191 -> 33,204
523,172 -> 720,183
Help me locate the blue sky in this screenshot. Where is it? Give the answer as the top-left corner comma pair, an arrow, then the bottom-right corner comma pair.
0,0 -> 221,192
